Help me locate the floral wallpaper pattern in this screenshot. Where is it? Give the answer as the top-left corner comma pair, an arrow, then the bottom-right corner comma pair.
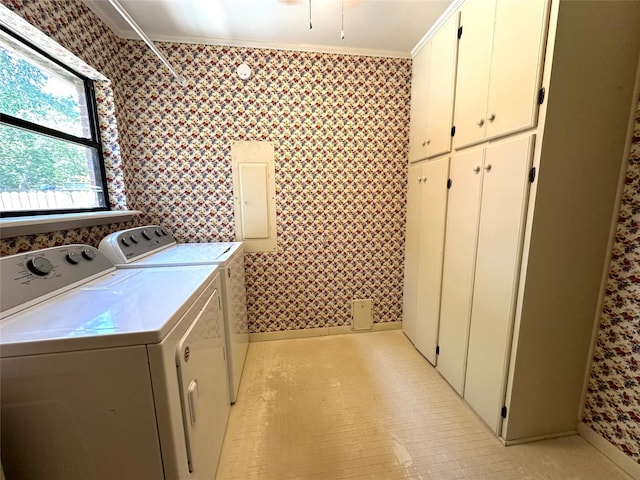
582,100 -> 640,464
118,42 -> 411,332
0,0 -> 410,332
2,0 -> 639,467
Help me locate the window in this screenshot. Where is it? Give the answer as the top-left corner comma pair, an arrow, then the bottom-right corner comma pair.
0,26 -> 109,216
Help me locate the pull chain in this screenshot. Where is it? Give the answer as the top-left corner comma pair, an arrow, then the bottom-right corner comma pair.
340,0 -> 345,39
309,0 -> 313,29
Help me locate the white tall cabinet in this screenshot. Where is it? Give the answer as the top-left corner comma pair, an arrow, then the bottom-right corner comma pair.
402,157 -> 449,365
404,0 -> 640,444
453,0 -> 549,150
408,14 -> 459,163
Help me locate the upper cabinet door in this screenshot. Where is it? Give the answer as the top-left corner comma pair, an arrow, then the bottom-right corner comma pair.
453,0 -> 548,150
408,42 -> 431,163
452,0 -> 495,150
425,13 -> 459,159
485,1 -> 549,141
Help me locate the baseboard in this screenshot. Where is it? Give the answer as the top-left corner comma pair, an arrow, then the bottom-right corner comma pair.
250,321 -> 402,342
501,430 -> 576,446
577,422 -> 640,479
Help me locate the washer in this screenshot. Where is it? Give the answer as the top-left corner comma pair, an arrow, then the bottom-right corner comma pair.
0,245 -> 229,480
99,225 -> 249,404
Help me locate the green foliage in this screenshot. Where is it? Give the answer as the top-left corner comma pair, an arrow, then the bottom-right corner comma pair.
0,44 -> 93,192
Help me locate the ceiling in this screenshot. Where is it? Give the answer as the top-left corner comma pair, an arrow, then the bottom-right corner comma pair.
81,0 -> 457,58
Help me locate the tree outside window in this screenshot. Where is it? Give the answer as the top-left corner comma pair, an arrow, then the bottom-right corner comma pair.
0,26 -> 108,215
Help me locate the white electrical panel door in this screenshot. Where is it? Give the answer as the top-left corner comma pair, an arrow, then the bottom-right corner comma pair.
414,157 -> 449,365
231,141 -> 277,252
464,134 -> 534,434
239,163 -> 269,239
436,148 -> 483,395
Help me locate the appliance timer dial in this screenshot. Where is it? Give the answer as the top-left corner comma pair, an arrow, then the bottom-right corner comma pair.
82,249 -> 97,261
66,252 -> 81,264
26,257 -> 54,276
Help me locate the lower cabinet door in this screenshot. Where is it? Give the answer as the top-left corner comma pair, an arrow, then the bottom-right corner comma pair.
436,148 -> 484,394
413,156 -> 449,365
463,134 -> 534,433
402,163 -> 425,343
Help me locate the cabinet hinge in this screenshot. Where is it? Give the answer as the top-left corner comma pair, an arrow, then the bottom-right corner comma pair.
447,178 -> 452,189
501,406 -> 508,418
457,26 -> 463,39
529,166 -> 536,183
538,87 -> 546,105
436,345 -> 440,355
451,126 -> 456,137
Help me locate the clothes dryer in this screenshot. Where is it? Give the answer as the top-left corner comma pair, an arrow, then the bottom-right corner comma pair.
99,225 -> 248,403
0,245 -> 229,480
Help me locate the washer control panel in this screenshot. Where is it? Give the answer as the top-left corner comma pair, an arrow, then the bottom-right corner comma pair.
0,245 -> 114,318
99,225 -> 177,264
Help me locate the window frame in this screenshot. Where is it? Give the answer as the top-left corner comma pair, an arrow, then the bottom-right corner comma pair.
0,25 -> 110,218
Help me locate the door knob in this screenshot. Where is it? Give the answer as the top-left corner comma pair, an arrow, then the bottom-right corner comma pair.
484,164 -> 492,172
488,113 -> 496,121
473,166 -> 481,174
476,119 -> 485,127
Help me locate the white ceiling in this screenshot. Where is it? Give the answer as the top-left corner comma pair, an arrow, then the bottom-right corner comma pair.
81,0 -> 457,58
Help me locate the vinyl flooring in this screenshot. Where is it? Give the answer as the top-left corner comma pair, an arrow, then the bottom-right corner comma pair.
216,330 -> 631,479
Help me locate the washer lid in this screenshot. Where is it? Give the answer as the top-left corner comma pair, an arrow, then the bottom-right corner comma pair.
0,265 -> 218,357
124,242 -> 243,268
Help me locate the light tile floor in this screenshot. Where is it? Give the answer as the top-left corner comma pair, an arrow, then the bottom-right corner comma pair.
217,330 -> 631,479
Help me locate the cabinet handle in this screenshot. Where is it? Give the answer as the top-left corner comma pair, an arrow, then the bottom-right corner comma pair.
426,139 -> 431,145
423,176 -> 427,182
421,140 -> 426,146
476,119 -> 485,127
488,113 -> 496,122
473,166 -> 481,174
484,164 -> 492,172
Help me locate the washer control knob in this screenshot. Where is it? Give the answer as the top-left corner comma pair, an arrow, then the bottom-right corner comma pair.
141,229 -> 151,240
26,257 -> 53,276
66,252 -> 81,264
155,228 -> 163,237
130,234 -> 139,244
121,236 -> 130,247
161,229 -> 168,236
82,248 -> 97,261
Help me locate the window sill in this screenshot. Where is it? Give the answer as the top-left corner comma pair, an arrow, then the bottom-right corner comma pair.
0,210 -> 142,239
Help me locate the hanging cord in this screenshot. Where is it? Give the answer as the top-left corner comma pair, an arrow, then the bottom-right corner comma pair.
340,0 -> 345,39
309,0 -> 313,29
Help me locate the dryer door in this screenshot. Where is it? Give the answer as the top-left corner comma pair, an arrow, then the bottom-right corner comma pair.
176,287 -> 230,477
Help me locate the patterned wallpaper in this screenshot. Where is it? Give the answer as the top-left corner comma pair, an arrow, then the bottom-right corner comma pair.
0,0 -> 140,254
582,100 -> 640,464
2,0 -> 639,467
119,42 -> 410,331
0,0 -> 410,333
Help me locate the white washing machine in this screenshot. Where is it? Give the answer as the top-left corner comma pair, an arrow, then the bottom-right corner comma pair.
0,245 -> 230,480
99,225 -> 249,404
